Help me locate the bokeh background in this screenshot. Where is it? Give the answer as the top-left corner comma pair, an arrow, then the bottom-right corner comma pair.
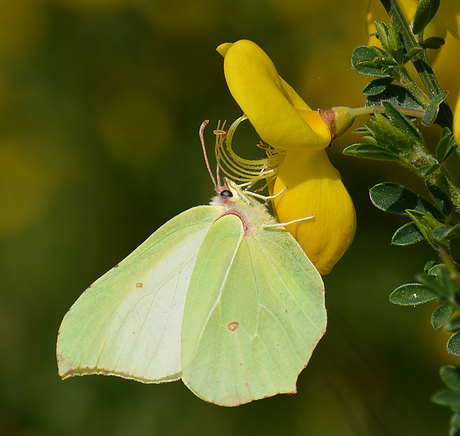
1,0 -> 458,434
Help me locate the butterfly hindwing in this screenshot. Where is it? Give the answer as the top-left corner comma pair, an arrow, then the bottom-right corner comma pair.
181,213 -> 326,406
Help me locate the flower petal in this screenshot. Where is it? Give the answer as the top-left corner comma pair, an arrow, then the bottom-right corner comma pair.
433,31 -> 460,146
437,0 -> 460,41
454,90 -> 460,147
217,40 -> 331,150
272,149 -> 356,275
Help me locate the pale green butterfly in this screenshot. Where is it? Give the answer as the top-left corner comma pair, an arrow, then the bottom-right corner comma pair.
57,120 -> 326,407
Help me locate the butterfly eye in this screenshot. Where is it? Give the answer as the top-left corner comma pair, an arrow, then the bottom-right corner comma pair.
220,189 -> 233,198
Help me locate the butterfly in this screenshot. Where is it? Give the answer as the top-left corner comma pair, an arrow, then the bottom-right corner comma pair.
56,121 -> 326,407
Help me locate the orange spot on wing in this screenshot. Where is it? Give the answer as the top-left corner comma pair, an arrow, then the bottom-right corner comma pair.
228,321 -> 239,331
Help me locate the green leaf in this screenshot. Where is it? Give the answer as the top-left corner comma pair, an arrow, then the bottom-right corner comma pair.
432,389 -> 460,412
365,84 -> 423,110
418,163 -> 440,177
391,222 -> 424,246
389,283 -> 437,305
425,261 -> 440,274
441,365 -> 460,391
413,0 -> 440,34
369,183 -> 442,218
407,209 -> 442,249
365,117 -> 414,152
353,126 -> 369,135
403,46 -> 424,63
382,101 -> 424,146
426,182 -> 453,216
422,90 -> 449,126
446,316 -> 460,333
352,46 -> 393,77
375,21 -> 391,56
436,127 -> 457,163
388,16 -> 404,62
450,413 -> 460,436
436,265 -> 459,300
431,223 -> 460,243
418,270 -> 455,300
428,264 -> 443,276
362,77 -> 394,96
448,332 -> 460,358
433,226 -> 455,241
342,143 -> 400,161
422,36 -> 445,50
432,304 -> 455,330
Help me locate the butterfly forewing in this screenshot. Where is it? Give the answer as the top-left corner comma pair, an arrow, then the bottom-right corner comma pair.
57,205 -> 224,383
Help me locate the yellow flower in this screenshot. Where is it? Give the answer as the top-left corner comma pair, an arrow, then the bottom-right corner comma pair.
217,40 -> 356,274
217,40 -> 331,150
435,0 -> 460,146
436,0 -> 460,41
432,31 -> 460,147
271,149 -> 356,275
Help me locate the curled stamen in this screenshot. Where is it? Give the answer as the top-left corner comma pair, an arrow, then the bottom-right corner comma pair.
214,116 -> 286,183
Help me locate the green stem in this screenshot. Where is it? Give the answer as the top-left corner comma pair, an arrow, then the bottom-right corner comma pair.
394,65 -> 430,106
348,105 -> 425,119
348,105 -> 460,210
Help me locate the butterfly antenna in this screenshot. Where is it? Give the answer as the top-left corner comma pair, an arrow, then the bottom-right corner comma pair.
216,144 -> 222,188
199,120 -> 218,191
215,135 -> 226,189
214,124 -> 229,190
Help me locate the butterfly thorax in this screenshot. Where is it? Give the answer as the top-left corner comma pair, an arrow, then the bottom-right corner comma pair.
210,179 -> 277,235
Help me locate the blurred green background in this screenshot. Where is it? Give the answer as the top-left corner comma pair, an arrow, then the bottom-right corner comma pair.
1,0 -> 456,434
